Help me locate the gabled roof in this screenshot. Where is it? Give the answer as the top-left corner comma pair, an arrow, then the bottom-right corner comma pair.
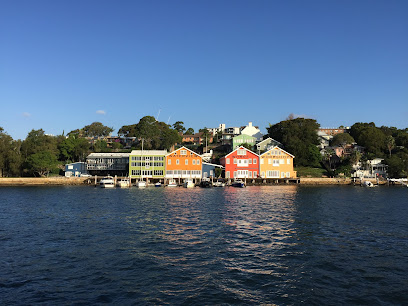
260,146 -> 295,158
222,146 -> 259,159
166,146 -> 202,157
257,137 -> 282,146
130,150 -> 167,155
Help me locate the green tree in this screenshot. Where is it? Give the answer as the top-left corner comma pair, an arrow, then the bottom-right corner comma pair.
172,121 -> 186,134
0,128 -> 22,177
185,128 -> 194,135
26,151 -> 58,177
58,136 -> 90,162
82,122 -> 114,137
349,122 -> 386,156
21,129 -> 59,162
331,133 -> 355,147
385,135 -> 395,157
267,118 -> 320,167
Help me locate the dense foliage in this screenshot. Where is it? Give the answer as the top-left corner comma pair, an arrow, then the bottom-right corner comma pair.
267,118 -> 321,167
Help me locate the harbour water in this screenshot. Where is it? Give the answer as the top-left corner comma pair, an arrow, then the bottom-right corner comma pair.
1,186 -> 407,305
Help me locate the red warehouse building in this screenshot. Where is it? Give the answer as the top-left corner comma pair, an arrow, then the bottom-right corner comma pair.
220,146 -> 259,179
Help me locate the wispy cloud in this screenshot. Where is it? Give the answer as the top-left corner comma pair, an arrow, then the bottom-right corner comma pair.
96,110 -> 106,115
22,112 -> 31,118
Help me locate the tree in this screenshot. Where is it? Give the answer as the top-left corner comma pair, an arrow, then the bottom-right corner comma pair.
82,122 -> 114,137
21,129 -> 59,161
172,121 -> 186,134
241,143 -> 254,150
0,128 -> 22,177
267,118 -> 320,167
331,133 -> 355,147
118,116 -> 181,150
349,122 -> 386,156
58,136 -> 89,162
385,135 -> 395,157
26,151 -> 58,177
185,128 -> 194,135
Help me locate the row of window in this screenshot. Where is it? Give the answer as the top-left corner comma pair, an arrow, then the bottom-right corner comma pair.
262,171 -> 292,178
226,158 -> 257,165
260,159 -> 290,165
131,156 -> 164,161
131,170 -> 164,176
166,170 -> 202,175
168,159 -> 200,165
225,170 -> 292,178
131,162 -> 164,168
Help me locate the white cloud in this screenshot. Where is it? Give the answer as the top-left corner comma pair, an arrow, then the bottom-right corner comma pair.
22,112 -> 31,117
96,110 -> 106,115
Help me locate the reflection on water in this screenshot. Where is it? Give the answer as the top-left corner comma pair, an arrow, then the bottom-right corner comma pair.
1,186 -> 407,305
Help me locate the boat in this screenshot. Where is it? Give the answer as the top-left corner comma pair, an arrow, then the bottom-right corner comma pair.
136,180 -> 147,188
167,179 -> 178,187
213,180 -> 225,187
183,178 -> 195,188
100,176 -> 115,188
155,182 -> 162,187
362,180 -> 375,187
199,178 -> 212,188
116,178 -> 130,188
231,179 -> 245,188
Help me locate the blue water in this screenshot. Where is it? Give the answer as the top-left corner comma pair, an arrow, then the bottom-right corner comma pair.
0,186 -> 407,305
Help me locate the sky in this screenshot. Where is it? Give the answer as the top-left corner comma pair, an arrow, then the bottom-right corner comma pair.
1,0 -> 407,140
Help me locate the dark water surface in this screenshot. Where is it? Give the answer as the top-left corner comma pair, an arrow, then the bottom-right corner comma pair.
0,185 -> 407,305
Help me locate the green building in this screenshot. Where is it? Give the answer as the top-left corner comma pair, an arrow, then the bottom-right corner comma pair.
129,150 -> 167,180
232,134 -> 256,150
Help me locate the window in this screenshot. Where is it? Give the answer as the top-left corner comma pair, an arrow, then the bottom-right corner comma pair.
248,159 -> 252,164
281,172 -> 285,178
254,171 -> 257,177
280,159 -> 284,164
253,159 -> 257,164
260,159 -> 264,165
226,171 -> 230,178
249,171 -> 252,178
234,158 -> 237,164
273,159 -> 280,166
154,170 -> 163,176
180,150 -> 187,155
226,158 -> 230,164
237,149 -> 246,156
185,159 -> 188,165
266,170 -> 279,178
168,159 -> 171,165
286,172 -> 290,177
176,159 -> 180,165
234,171 -> 237,178
268,158 -> 272,164
197,160 -> 200,165
192,159 -> 196,165
131,170 -> 141,176
287,159 -> 290,164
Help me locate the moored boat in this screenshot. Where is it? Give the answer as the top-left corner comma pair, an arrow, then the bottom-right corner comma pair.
183,178 -> 195,188
100,176 -> 115,188
155,182 -> 162,187
116,178 -> 130,188
167,179 -> 178,187
231,179 -> 245,188
199,178 -> 212,188
136,180 -> 147,188
213,180 -> 225,187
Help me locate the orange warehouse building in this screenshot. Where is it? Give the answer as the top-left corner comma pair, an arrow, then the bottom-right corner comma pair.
165,147 -> 202,179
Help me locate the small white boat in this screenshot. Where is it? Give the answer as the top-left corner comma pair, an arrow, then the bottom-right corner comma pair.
136,180 -> 147,188
167,180 -> 177,187
213,180 -> 225,187
117,178 -> 130,188
231,179 -> 245,188
183,178 -> 195,188
155,182 -> 162,187
362,180 -> 375,188
100,176 -> 115,188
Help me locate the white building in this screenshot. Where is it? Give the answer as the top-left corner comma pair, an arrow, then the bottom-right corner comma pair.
240,122 -> 263,141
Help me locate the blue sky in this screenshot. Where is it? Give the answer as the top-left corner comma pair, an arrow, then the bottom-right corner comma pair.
1,0 -> 407,140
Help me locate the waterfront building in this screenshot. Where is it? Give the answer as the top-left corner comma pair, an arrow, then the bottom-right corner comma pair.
165,147 -> 202,180
220,146 -> 259,179
129,150 -> 167,181
64,162 -> 88,177
259,147 -> 296,179
232,134 -> 257,150
86,153 -> 130,176
202,162 -> 224,179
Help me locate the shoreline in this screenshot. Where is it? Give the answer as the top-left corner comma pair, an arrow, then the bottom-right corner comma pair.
0,177 -> 388,186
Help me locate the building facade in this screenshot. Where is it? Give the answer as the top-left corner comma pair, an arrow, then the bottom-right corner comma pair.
232,134 -> 256,150
220,146 -> 259,179
129,150 -> 167,180
165,147 -> 202,179
259,147 -> 296,178
86,153 -> 130,176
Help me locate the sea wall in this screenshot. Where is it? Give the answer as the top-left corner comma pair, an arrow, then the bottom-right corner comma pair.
0,177 -> 87,186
